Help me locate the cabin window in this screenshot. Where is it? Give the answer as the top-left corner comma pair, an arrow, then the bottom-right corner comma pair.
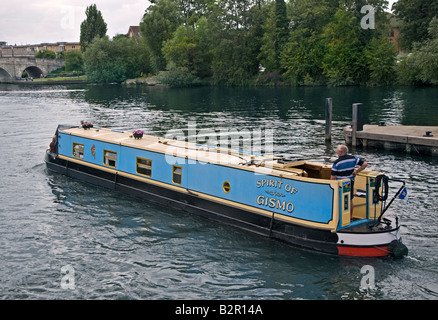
137,157 -> 152,177
223,181 -> 231,194
104,150 -> 117,168
172,165 -> 182,185
73,143 -> 84,159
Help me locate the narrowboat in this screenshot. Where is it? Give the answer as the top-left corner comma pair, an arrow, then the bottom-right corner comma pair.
45,124 -> 408,258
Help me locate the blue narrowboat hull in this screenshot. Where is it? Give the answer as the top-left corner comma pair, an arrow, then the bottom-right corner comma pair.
45,125 -> 408,258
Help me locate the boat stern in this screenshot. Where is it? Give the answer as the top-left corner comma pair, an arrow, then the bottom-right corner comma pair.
336,218 -> 408,258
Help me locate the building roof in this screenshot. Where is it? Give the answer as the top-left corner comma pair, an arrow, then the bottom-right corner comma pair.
127,26 -> 141,38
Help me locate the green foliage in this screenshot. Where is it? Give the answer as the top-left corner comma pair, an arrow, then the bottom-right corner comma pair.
273,0 -> 289,70
322,9 -> 364,86
396,18 -> 438,85
281,28 -> 326,86
393,0 -> 438,50
162,24 -> 199,76
80,4 -> 107,52
209,0 -> 266,86
395,54 -> 419,85
83,36 -> 151,83
193,16 -> 214,78
280,0 -> 337,85
255,70 -> 281,87
279,0 -> 396,86
35,49 -> 56,59
64,50 -> 84,72
259,0 -> 289,72
78,0 -> 414,87
155,66 -> 203,87
140,0 -> 182,72
258,2 -> 277,72
364,36 -> 397,86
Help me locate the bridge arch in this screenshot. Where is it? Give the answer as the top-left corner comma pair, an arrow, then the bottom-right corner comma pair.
23,66 -> 45,79
0,67 -> 12,79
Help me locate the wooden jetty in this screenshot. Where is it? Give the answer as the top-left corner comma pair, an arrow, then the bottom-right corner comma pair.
323,100 -> 438,156
344,125 -> 438,156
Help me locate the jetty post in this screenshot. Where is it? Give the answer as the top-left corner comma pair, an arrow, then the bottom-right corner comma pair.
352,103 -> 364,147
325,98 -> 333,142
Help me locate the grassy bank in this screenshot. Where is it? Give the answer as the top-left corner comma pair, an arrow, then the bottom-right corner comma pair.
0,75 -> 87,85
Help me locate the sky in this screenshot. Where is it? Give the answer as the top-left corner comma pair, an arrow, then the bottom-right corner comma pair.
1,0 -> 397,46
0,1 -> 152,45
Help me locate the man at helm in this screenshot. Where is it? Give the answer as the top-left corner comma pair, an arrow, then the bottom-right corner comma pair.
331,145 -> 368,219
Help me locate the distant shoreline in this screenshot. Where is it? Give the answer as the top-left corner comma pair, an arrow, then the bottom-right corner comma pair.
0,76 -> 86,85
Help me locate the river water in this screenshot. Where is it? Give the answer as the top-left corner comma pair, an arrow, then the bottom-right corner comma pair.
0,83 -> 437,300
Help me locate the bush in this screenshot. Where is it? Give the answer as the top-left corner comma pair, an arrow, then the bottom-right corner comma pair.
255,70 -> 281,87
64,50 -> 84,72
83,36 -> 151,83
395,18 -> 438,86
35,49 -> 56,59
155,67 -> 203,87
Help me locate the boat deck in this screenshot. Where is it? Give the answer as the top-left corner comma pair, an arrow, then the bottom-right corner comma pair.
338,219 -> 395,233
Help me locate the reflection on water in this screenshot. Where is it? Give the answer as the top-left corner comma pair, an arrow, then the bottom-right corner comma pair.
0,83 -> 437,300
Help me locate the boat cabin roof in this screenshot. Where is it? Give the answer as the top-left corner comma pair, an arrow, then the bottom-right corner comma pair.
60,126 -> 335,180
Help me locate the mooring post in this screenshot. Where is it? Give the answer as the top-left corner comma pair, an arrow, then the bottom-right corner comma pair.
352,103 -> 364,147
325,98 -> 333,142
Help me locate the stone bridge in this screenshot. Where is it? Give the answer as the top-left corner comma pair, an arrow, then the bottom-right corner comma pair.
0,57 -> 65,79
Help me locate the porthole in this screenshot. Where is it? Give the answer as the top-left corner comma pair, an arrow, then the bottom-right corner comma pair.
223,181 -> 231,194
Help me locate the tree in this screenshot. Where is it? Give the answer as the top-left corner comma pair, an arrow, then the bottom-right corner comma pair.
162,25 -> 197,74
64,50 -> 84,72
139,0 -> 399,86
193,16 -> 214,78
79,4 -> 107,52
258,2 -> 277,72
280,0 -> 338,85
396,18 -> 438,85
174,0 -> 215,32
35,49 -> 56,59
140,0 -> 182,72
83,36 -> 151,83
322,9 -> 364,86
162,16 -> 213,78
281,28 -> 327,86
393,0 -> 438,50
273,0 -> 289,70
258,0 -> 288,72
364,36 -> 396,85
209,0 -> 266,85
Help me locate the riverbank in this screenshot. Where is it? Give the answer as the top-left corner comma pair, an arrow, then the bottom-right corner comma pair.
0,75 -> 87,85
0,75 -> 162,86
0,75 -> 165,87
123,77 -> 161,86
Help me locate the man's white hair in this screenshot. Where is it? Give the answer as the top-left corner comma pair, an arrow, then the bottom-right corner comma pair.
337,145 -> 349,155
